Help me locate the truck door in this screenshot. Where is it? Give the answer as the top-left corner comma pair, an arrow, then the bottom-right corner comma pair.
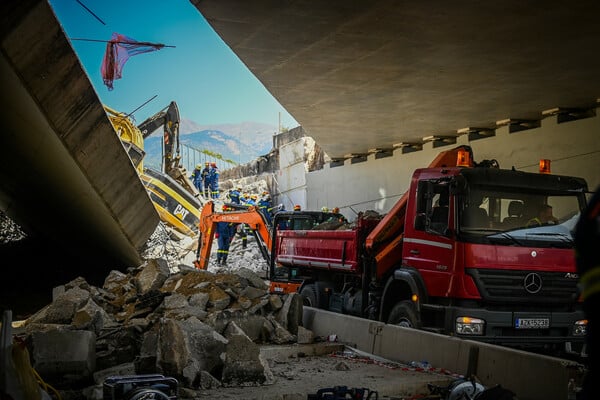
404,179 -> 456,297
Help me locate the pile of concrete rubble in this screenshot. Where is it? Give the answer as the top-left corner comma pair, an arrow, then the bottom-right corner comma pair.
0,211 -> 26,244
15,233 -> 312,398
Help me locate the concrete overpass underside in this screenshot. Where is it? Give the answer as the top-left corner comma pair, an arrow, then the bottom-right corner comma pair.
0,0 -> 159,270
2,0 -> 600,275
192,0 -> 600,160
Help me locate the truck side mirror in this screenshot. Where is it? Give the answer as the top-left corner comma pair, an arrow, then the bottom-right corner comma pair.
414,213 -> 426,231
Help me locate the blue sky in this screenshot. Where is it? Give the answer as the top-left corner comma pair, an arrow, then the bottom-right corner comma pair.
48,0 -> 298,129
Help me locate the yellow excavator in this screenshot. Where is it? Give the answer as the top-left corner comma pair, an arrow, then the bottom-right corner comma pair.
104,101 -> 203,236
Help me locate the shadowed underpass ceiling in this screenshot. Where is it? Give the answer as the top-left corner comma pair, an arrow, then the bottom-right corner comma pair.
191,0 -> 600,159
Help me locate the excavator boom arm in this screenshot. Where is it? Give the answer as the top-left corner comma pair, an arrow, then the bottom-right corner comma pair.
194,201 -> 273,270
137,101 -> 180,164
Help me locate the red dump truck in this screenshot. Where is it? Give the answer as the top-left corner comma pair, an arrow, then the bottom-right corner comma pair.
268,145 -> 589,353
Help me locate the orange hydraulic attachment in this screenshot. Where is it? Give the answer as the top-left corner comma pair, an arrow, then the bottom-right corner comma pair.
364,145 -> 474,278
193,201 -> 273,270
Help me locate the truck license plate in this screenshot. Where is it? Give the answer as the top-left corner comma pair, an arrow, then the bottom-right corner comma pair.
515,318 -> 550,329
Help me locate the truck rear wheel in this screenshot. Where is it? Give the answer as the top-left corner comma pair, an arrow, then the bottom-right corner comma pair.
300,284 -> 319,308
388,300 -> 421,328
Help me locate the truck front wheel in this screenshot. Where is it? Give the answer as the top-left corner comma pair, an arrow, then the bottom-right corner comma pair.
388,300 -> 421,328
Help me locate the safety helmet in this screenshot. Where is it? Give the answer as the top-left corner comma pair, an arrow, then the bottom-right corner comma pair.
294,204 -> 301,211
205,162 -> 209,165
262,191 -> 269,195
332,207 -> 340,213
321,206 -> 329,212
211,162 -> 217,167
196,164 -> 202,169
251,194 -> 258,200
237,187 -> 242,191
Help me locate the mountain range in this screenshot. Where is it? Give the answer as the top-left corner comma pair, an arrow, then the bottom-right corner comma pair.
143,119 -> 281,171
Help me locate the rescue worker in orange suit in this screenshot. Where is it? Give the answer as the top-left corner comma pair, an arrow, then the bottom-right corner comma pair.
216,206 -> 236,265
575,186 -> 600,400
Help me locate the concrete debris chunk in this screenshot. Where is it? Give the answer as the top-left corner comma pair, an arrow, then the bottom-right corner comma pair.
221,322 -> 274,387
297,325 -> 315,344
188,291 -> 209,309
234,267 -> 269,290
268,294 -> 284,310
27,286 -> 90,325
198,370 -> 222,389
266,316 -> 297,344
29,328 -> 96,387
135,326 -> 159,373
72,298 -> 116,334
276,292 -> 303,335
135,258 -> 170,295
157,316 -> 228,388
334,361 -> 351,371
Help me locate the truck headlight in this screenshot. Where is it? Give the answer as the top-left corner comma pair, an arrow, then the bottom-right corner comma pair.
573,319 -> 588,336
455,316 -> 485,335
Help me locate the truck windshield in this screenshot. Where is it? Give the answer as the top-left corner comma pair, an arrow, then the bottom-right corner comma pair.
458,188 -> 583,248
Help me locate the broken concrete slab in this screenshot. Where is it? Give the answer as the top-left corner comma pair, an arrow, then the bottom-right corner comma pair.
222,322 -> 274,387
72,298 -> 116,335
135,259 -> 170,295
276,292 -> 303,335
29,328 -> 96,387
27,286 -> 90,325
297,326 -> 315,344
157,316 -> 228,387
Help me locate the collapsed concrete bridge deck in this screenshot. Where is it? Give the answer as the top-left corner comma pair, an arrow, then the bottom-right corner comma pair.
0,1 -> 159,269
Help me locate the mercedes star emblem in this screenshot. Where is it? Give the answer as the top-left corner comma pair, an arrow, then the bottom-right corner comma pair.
524,272 -> 542,294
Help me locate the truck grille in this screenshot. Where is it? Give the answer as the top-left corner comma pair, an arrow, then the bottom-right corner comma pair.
466,268 -> 579,305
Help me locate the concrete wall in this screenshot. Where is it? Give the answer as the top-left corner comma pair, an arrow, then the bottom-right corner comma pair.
306,112 -> 600,217
273,138 -> 308,210
303,307 -> 582,400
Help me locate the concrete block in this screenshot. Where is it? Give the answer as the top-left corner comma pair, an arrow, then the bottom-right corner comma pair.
473,340 -> 581,400
297,326 -> 314,344
30,329 -> 96,382
302,307 -> 379,351
135,259 -> 170,295
222,328 -> 273,386
376,324 -> 472,374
